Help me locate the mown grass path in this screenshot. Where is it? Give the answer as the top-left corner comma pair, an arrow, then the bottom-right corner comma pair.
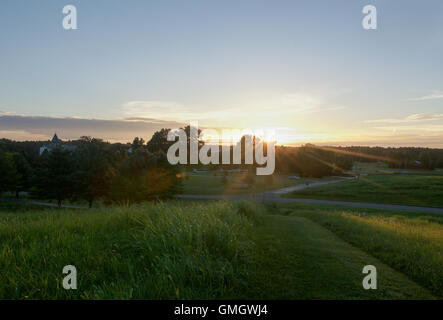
233,215 -> 434,299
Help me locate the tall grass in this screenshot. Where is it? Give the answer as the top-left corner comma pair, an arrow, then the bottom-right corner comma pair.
296,210 -> 443,297
0,201 -> 259,299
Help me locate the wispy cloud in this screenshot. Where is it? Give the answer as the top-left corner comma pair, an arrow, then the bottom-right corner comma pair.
366,113 -> 443,124
409,91 -> 443,101
122,93 -> 346,127
122,100 -> 219,121
123,101 -> 186,118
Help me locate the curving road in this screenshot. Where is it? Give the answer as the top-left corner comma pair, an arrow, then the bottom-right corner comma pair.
3,178 -> 443,214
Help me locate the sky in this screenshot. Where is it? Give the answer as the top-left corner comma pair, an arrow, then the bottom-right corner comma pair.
1,0 -> 443,146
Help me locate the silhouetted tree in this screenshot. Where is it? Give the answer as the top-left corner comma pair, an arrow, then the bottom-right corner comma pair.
293,144 -> 334,177
109,149 -> 182,205
146,128 -> 172,153
72,138 -> 113,208
11,152 -> 33,198
132,137 -> 145,150
0,152 -> 20,196
31,148 -> 75,207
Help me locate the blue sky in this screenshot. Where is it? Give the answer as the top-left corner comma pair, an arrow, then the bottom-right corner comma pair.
1,0 -> 443,146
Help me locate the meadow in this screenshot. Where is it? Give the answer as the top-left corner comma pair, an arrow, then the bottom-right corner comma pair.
286,174 -> 443,208
0,200 -> 439,299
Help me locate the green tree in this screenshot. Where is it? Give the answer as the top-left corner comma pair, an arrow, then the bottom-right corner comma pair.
146,128 -> 172,153
72,138 -> 114,208
31,148 -> 75,207
146,126 -> 204,169
182,125 -> 204,166
419,151 -> 433,170
132,137 -> 145,150
0,152 -> 20,196
333,154 -> 353,174
109,149 -> 182,205
293,144 -> 334,177
11,152 -> 33,198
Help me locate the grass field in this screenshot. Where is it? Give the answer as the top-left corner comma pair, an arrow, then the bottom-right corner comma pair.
286,174 -> 443,208
0,200 -> 438,299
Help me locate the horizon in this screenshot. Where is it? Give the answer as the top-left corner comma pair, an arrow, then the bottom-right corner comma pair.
3,127 -> 443,150
1,0 -> 443,147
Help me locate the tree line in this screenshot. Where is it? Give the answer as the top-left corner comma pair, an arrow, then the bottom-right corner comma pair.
329,146 -> 443,170
1,130 -> 442,206
0,136 -> 182,207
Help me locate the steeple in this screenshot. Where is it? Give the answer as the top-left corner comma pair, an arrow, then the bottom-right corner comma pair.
51,133 -> 61,144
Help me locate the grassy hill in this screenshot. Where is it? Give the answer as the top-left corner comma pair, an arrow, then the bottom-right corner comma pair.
0,200 -> 439,299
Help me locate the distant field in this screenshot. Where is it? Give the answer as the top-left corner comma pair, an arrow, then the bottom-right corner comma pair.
182,173 -> 301,195
286,174 -> 443,208
282,203 -> 443,297
351,161 -> 443,175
